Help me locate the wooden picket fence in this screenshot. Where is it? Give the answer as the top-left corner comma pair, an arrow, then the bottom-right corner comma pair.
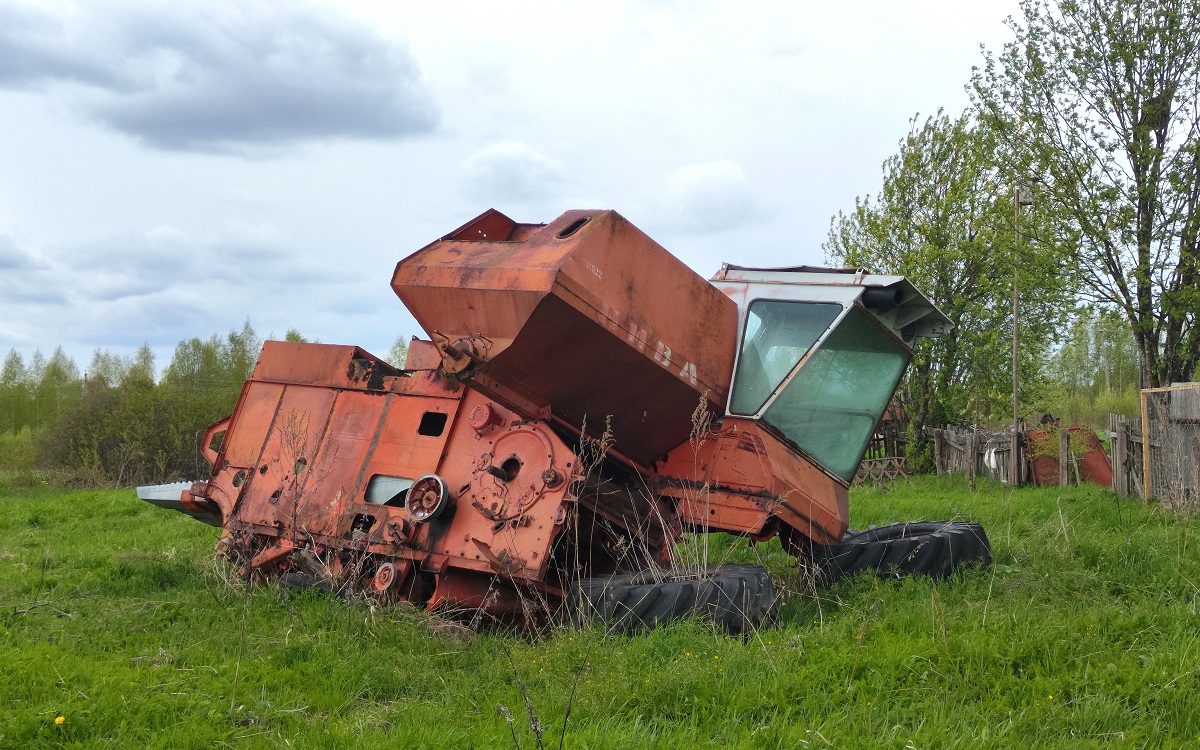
924,412 -> 1176,504
861,389 -> 1195,507
1107,414 -> 1144,500
928,425 -> 1025,485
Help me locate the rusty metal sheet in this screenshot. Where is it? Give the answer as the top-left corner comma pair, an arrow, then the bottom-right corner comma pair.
656,417 -> 847,545
196,341 -> 585,598
1026,427 -> 1113,487
229,384 -> 339,533
221,382 -> 286,470
252,341 -> 399,389
392,209 -> 738,465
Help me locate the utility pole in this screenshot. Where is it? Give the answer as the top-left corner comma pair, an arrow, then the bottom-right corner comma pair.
1012,184 -> 1034,485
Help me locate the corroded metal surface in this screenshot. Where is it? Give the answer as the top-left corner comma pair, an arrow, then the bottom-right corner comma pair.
392,209 -> 738,466
654,417 -> 849,546
185,341 -> 593,615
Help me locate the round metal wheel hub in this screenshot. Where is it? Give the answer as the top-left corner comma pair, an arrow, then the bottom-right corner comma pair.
372,562 -> 397,592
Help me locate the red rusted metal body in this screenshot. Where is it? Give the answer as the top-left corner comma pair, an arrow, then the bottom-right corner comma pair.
142,209 -> 949,621
655,418 -> 849,546
177,339 -> 676,616
1025,426 -> 1114,488
392,209 -> 737,467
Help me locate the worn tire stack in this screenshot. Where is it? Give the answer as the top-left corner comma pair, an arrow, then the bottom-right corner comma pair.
812,521 -> 992,585
567,563 -> 777,634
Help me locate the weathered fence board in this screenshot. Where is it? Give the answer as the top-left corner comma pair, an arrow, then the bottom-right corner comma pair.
930,426 -> 1023,484
1133,384 -> 1200,509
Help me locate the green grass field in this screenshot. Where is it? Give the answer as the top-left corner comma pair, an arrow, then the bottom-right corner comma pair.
2,474 -> 1198,749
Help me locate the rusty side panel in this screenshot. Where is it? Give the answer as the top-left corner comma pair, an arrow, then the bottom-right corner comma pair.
442,208 -> 521,242
197,342 -> 584,609
415,389 -> 575,582
655,418 -> 848,545
469,294 -> 725,468
230,385 -> 340,536
1025,426 -> 1113,488
403,339 -> 443,370
251,341 -> 399,388
391,209 -> 738,466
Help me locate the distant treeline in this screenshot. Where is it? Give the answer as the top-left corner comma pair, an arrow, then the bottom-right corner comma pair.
0,308 -> 1139,485
2,323 -> 288,485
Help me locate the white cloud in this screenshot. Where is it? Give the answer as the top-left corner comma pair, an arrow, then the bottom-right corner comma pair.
0,1 -> 438,153
0,223 -> 369,354
659,160 -> 764,233
460,141 -> 565,204
0,234 -> 39,270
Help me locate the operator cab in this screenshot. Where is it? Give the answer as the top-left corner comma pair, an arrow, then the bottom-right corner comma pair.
711,266 -> 950,484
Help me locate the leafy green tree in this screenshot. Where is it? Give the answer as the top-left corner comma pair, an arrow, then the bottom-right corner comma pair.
127,344 -> 156,386
87,349 -> 130,389
826,111 -> 1074,467
1043,307 -> 1141,425
163,321 -> 258,390
28,347 -> 84,474
33,347 -> 81,427
973,0 -> 1200,386
387,335 -> 410,368
27,349 -> 45,386
226,319 -> 260,383
0,350 -> 32,434
1,349 -> 26,387
154,322 -> 262,480
1050,307 -> 1140,395
35,324 -> 262,484
162,337 -> 223,387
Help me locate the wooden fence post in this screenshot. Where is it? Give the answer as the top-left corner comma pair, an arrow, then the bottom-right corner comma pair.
932,429 -> 943,476
1113,420 -> 1128,497
966,429 -> 977,489
1140,389 -> 1151,503
1015,419 -> 1025,486
1059,428 -> 1070,486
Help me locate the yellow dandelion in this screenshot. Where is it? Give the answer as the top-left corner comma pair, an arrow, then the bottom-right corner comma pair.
1048,695 -> 1054,700
55,716 -> 64,725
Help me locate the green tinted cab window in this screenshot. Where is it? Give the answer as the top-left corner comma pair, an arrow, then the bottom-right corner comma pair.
729,300 -> 841,415
763,307 -> 909,482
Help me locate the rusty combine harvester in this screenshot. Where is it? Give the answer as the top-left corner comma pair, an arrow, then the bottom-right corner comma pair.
139,209 -> 990,630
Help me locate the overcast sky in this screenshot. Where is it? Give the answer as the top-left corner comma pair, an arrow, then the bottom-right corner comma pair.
0,0 -> 1022,375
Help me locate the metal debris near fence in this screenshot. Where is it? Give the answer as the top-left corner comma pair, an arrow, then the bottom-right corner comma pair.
924,382 -> 1198,512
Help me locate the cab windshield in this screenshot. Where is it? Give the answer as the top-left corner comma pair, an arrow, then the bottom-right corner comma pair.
729,300 -> 841,415
730,301 -> 910,483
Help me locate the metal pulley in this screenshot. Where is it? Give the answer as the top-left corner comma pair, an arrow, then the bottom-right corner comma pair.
371,562 -> 398,593
406,473 -> 450,523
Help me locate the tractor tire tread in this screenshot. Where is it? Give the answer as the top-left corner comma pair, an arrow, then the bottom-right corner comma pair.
568,563 -> 776,634
813,520 -> 991,584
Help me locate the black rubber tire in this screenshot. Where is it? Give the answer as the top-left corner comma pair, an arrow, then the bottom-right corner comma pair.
567,564 -> 777,634
812,521 -> 991,584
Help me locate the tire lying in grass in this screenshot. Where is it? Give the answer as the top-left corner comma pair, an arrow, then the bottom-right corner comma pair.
566,564 -> 777,634
812,521 -> 991,585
